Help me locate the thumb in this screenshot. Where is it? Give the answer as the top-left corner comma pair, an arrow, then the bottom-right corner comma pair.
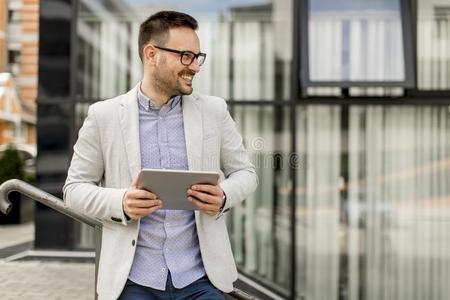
131,172 -> 141,189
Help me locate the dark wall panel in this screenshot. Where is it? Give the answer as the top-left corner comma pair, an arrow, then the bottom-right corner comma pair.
36,0 -> 75,249
38,0 -> 72,98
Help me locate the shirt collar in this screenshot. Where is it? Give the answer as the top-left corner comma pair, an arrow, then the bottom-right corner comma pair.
137,82 -> 181,111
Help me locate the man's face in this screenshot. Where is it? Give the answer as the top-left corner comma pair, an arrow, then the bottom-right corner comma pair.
153,27 -> 201,97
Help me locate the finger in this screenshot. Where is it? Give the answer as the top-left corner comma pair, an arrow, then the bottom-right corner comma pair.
126,199 -> 162,209
188,196 -> 218,211
130,172 -> 141,189
190,184 -> 218,195
146,205 -> 161,215
127,189 -> 157,200
138,205 -> 162,217
135,190 -> 158,200
187,189 -> 217,204
126,205 -> 162,219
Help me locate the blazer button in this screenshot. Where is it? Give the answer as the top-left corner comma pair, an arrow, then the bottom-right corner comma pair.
132,240 -> 136,246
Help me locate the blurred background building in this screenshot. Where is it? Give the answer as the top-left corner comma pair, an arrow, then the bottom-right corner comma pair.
9,0 -> 449,299
0,0 -> 38,225
0,0 -> 38,166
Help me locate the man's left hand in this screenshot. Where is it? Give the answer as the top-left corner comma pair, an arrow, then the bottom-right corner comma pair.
187,184 -> 224,216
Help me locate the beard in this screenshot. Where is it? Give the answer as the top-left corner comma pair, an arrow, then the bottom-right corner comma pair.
154,59 -> 194,97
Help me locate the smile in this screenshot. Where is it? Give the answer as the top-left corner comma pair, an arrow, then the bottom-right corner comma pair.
181,74 -> 193,81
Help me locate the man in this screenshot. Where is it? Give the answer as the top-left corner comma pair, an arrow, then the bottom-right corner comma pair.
63,10 -> 258,300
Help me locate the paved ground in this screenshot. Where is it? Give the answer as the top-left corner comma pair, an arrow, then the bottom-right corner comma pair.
0,222 -> 34,249
0,260 -> 95,300
0,222 -> 95,300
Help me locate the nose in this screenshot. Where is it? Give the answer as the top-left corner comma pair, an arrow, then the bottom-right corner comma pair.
189,58 -> 200,73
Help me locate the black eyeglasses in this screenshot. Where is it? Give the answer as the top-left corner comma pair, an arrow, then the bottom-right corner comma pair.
154,45 -> 206,67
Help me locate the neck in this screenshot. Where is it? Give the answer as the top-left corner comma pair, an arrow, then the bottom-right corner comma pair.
140,75 -> 172,108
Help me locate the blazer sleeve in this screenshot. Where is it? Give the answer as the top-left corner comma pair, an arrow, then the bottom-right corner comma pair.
63,105 -> 128,225
218,100 -> 258,212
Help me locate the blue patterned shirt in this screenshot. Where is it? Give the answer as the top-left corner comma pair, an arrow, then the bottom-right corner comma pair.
128,85 -> 206,290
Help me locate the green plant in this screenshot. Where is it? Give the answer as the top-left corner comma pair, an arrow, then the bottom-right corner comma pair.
0,145 -> 27,183
0,145 -> 35,224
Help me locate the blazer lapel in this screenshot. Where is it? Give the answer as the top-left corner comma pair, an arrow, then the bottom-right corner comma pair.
119,85 -> 141,180
182,94 -> 203,171
117,89 -> 202,179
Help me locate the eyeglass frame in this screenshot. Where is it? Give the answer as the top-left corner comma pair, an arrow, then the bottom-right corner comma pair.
153,45 -> 207,66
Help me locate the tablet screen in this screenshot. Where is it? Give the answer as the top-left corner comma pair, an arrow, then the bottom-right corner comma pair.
138,169 -> 220,210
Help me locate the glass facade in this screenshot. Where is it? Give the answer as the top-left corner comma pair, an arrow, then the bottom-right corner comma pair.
76,0 -> 292,101
36,0 -> 450,298
307,0 -> 406,82
295,105 -> 450,299
417,0 -> 450,90
232,105 -> 292,294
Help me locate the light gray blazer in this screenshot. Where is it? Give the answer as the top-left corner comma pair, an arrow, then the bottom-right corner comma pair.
63,84 -> 258,300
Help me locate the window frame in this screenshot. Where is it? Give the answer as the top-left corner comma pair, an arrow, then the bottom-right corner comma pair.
300,0 -> 415,88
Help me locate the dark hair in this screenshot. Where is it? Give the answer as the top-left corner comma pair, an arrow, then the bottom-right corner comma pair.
138,11 -> 198,61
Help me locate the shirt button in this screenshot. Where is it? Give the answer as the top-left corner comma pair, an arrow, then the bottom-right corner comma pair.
161,267 -> 166,272
132,240 -> 135,246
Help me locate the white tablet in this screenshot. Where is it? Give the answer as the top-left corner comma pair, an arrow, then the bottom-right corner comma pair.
137,169 -> 220,210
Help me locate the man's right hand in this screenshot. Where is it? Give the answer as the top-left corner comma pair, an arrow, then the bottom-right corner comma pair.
122,174 -> 162,220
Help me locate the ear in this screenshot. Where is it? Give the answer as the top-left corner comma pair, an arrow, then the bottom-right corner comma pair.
142,43 -> 157,65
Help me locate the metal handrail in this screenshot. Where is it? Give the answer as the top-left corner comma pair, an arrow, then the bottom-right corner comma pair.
0,179 -> 100,227
0,179 -> 257,300
0,179 -> 103,299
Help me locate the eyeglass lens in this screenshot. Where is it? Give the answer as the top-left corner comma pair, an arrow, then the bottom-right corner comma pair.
181,52 -> 205,66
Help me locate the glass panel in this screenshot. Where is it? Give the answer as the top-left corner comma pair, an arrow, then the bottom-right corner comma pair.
230,105 -> 291,296
296,105 -> 342,299
77,0 -> 292,101
308,0 -> 406,82
296,105 -> 450,299
417,1 -> 450,90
